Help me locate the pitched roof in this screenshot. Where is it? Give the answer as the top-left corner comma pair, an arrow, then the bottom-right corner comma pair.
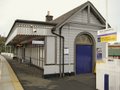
15,19 -> 57,25
51,1 -> 88,24
51,1 -> 106,28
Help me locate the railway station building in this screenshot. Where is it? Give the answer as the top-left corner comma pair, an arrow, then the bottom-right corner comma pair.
5,1 -> 106,77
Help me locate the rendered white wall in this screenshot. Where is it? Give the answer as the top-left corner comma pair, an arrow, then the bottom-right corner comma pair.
46,37 -> 55,64
44,65 -> 59,74
44,65 -> 74,75
96,60 -> 120,90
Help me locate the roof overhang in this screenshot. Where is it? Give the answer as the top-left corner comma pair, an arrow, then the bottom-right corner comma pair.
8,35 -> 45,45
6,19 -> 57,45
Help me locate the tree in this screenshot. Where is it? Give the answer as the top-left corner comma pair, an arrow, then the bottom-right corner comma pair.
0,35 -> 6,52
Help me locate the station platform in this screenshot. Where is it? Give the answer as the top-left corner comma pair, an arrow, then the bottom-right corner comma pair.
0,55 -> 23,90
1,54 -> 96,90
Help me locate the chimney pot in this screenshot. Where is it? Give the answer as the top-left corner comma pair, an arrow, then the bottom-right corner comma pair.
47,11 -> 50,15
46,11 -> 53,22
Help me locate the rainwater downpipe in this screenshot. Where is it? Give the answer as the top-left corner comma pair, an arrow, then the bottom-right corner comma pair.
60,26 -> 65,77
51,26 -> 64,77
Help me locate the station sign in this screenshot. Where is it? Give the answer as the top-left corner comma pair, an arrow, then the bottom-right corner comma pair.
97,28 -> 117,42
32,40 -> 44,45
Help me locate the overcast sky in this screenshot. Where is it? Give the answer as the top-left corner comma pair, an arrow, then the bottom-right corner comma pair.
0,0 -> 120,40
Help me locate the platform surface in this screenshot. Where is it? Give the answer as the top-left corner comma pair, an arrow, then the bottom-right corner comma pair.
0,55 -> 23,90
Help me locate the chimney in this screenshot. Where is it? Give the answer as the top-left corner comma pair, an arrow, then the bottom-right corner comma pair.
46,11 -> 53,22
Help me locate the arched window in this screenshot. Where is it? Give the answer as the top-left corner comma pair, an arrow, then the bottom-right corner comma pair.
76,34 -> 93,45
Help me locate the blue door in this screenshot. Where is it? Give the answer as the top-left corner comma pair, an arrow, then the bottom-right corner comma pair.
76,45 -> 92,74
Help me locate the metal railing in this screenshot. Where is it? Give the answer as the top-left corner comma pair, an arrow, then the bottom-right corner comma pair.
23,56 -> 44,68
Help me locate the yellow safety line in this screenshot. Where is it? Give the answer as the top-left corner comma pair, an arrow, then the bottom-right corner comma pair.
96,60 -> 106,64
5,60 -> 24,90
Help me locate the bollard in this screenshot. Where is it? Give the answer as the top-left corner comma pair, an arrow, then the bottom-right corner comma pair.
104,74 -> 109,90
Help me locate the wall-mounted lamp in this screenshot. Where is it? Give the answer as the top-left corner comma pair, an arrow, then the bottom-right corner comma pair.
33,28 -> 37,33
30,25 -> 37,33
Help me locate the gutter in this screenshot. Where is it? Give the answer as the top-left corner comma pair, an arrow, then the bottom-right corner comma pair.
51,26 -> 65,77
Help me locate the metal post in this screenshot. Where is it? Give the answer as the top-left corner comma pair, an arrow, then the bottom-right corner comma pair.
5,45 -> 6,52
30,45 -> 32,65
39,45 -> 40,67
106,0 -> 108,29
42,45 -> 44,68
30,57 -> 31,65
10,46 -> 11,53
68,24 -> 71,75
